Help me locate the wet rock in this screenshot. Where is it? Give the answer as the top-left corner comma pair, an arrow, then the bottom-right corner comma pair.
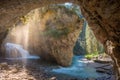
96,68 -> 113,75
50,77 -> 57,80
94,60 -> 112,64
96,69 -> 107,73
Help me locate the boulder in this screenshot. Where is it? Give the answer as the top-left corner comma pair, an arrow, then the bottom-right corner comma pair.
0,62 -> 8,70
2,5 -> 83,66
26,6 -> 83,66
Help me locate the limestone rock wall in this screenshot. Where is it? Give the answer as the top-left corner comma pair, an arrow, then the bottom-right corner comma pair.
78,0 -> 120,78
0,0 -> 73,46
2,5 -> 83,66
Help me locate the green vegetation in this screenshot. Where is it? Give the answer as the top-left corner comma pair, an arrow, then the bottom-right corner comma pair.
44,28 -> 70,39
85,51 -> 99,60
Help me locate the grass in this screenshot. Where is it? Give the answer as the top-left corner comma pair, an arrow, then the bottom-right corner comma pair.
85,52 -> 99,60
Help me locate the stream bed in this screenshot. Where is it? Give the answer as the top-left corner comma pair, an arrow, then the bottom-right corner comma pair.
0,43 -> 115,80
51,56 -> 115,80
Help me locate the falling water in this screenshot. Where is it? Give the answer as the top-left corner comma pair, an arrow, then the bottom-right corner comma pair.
12,24 -> 30,50
3,9 -> 41,59
5,42 -> 39,59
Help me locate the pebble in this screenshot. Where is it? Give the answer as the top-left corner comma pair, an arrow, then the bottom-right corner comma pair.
50,77 -> 57,80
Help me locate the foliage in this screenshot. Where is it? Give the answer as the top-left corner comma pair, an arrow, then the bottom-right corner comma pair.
85,51 -> 99,60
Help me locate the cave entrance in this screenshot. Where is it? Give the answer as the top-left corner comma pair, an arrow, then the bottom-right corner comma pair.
0,2 -> 115,80
51,3 -> 114,78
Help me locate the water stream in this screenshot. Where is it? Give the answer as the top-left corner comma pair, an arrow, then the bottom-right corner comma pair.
52,56 -> 109,79
5,42 -> 40,60
3,43 -> 113,79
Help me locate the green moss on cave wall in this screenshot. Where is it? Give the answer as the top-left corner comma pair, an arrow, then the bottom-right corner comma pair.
44,27 -> 70,38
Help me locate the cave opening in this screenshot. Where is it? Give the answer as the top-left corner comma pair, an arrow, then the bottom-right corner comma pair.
0,2 -> 116,80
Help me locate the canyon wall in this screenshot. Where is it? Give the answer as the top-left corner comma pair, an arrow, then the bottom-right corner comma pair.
74,21 -> 104,55
2,5 -> 83,66
78,0 -> 120,79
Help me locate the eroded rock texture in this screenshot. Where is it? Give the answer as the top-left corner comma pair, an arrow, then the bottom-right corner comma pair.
0,0 -> 73,47
2,5 -> 83,66
78,0 -> 120,79
28,6 -> 83,66
0,0 -> 120,79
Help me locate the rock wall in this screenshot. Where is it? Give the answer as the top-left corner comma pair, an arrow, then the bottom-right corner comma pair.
0,0 -> 73,46
78,0 -> 120,79
2,5 -> 83,66
74,21 -> 104,55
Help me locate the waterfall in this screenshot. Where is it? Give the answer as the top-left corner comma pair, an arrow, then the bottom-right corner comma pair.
5,43 -> 39,59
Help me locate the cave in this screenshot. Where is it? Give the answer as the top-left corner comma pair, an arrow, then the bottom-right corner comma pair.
0,0 -> 120,80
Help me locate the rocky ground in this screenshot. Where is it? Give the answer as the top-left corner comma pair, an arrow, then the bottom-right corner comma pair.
0,58 -> 81,80
0,59 -> 56,80
0,58 -> 116,80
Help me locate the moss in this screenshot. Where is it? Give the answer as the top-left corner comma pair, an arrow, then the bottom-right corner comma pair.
44,28 -> 70,39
